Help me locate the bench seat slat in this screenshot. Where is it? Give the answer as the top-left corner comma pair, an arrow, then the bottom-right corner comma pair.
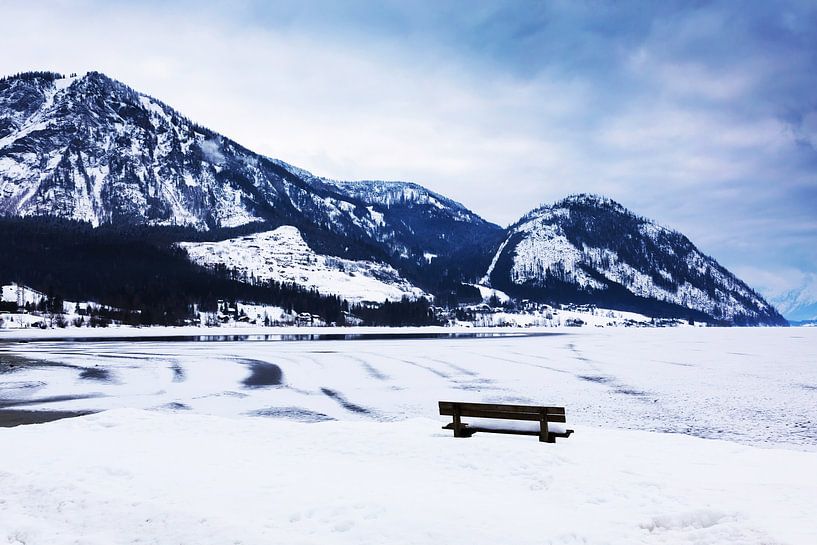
442,410 -> 567,422
439,401 -> 565,420
439,401 -> 564,414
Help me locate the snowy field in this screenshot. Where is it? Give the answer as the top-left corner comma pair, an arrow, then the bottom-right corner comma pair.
1,327 -> 816,544
2,327 -> 815,447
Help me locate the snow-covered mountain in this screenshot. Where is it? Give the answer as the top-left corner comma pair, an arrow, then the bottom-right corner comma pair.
0,71 -> 500,279
322,179 -> 498,255
0,71 -> 786,325
179,226 -> 426,304
270,165 -> 506,283
2,71 -> 269,228
765,276 -> 817,322
485,195 -> 786,325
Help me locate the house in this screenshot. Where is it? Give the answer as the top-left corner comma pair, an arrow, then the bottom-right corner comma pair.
296,312 -> 313,326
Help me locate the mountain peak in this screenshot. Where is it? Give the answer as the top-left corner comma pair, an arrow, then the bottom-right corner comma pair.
517,193 -> 630,228
0,70 -> 65,87
555,193 -> 627,211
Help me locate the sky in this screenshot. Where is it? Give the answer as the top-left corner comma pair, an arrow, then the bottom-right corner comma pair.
1,0 -> 816,318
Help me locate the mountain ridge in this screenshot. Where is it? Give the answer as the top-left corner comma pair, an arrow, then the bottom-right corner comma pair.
485,194 -> 786,325
0,70 -> 786,325
0,70 -> 501,291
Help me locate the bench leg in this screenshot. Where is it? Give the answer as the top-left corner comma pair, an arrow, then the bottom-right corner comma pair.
452,407 -> 469,438
539,416 -> 554,443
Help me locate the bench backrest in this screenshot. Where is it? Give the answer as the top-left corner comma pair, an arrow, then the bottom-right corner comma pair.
439,401 -> 566,422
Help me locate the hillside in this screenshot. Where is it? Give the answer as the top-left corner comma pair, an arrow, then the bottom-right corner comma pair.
484,195 -> 786,325
180,226 -> 426,304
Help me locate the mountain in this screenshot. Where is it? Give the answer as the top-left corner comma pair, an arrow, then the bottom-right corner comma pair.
766,279 -> 817,322
484,195 -> 786,326
789,319 -> 817,327
0,71 -> 499,291
270,164 -> 506,289
0,71 -> 786,325
179,226 -> 426,304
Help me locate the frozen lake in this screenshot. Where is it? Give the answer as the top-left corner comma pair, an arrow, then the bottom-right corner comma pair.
2,327 -> 816,449
2,327 -> 817,544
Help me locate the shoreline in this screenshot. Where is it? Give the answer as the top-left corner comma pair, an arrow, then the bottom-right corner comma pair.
0,409 -> 96,428
0,323 -> 794,342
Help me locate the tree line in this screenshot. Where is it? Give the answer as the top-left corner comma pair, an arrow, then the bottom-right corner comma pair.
0,216 -> 438,326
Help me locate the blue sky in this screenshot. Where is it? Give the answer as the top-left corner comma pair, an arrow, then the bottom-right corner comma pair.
1,1 -> 816,318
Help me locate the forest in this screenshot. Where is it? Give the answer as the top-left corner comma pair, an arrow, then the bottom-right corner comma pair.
0,217 -> 438,326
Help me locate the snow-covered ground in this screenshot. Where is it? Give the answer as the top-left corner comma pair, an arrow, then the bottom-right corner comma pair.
179,226 -> 426,304
1,327 -> 816,544
1,409 -> 815,545
455,306 -> 664,327
468,282 -> 511,303
2,327 -> 815,448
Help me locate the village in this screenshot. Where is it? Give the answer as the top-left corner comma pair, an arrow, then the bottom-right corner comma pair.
1,281 -> 690,331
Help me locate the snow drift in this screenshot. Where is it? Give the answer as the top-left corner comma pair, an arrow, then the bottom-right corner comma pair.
0,410 -> 814,545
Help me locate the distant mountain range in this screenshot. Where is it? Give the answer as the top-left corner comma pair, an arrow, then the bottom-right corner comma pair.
0,71 -> 787,325
767,282 -> 817,323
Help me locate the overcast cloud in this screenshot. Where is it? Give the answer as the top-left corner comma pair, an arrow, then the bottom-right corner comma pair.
1,0 -> 816,317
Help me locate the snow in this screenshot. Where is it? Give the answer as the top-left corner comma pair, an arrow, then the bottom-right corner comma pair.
1,327 -> 816,543
469,283 -> 510,303
0,73 -> 270,230
0,313 -> 45,329
0,156 -> 29,180
491,202 -> 777,323
511,225 -> 605,289
210,182 -> 261,228
0,409 -> 815,545
366,206 -> 385,226
138,95 -> 167,118
460,306 -> 656,327
482,235 -> 510,283
766,274 -> 817,321
180,226 -> 427,304
322,179 -> 477,222
227,303 -> 292,325
2,326 -> 815,448
182,171 -> 198,187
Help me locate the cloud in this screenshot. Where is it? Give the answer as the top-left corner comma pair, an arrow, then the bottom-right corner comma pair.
797,111 -> 817,148
0,0 -> 815,299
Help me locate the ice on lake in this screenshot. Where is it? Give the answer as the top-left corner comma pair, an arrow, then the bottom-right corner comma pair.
2,327 -> 816,449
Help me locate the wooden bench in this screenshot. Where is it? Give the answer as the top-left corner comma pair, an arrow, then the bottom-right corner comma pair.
439,401 -> 574,443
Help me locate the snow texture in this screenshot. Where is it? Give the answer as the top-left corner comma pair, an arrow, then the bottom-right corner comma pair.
1,327 -> 816,543
179,226 -> 426,303
0,408 -> 814,544
2,327 -> 815,449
